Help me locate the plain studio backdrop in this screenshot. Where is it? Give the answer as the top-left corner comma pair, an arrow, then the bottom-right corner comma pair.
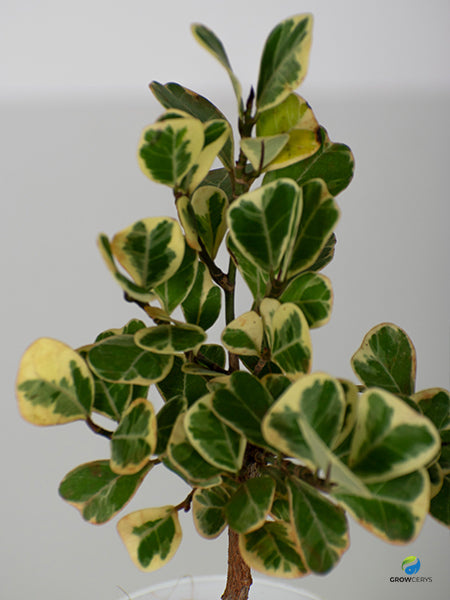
1,1 -> 449,599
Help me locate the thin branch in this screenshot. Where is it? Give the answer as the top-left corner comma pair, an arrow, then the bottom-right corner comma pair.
86,416 -> 114,440
174,489 -> 195,513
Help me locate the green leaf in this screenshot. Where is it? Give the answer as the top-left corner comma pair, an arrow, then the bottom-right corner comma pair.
59,460 -> 151,524
185,394 -> 246,473
280,271 -> 333,328
117,506 -> 182,572
332,470 -> 430,542
264,128 -> 355,197
332,379 -> 359,451
92,377 -> 132,422
221,311 -> 263,357
97,234 -> 155,303
308,233 -> 336,272
227,235 -> 268,302
192,479 -> 238,539
138,117 -> 204,187
150,82 -> 234,171
110,399 -> 157,475
348,389 -> 440,483
256,94 -> 321,171
285,179 -> 340,278
191,185 -> 228,258
200,168 -> 233,202
88,335 -> 173,385
351,323 -> 417,395
430,474 -> 450,526
191,23 -> 243,113
111,218 -> 185,292
257,14 -> 313,113
17,338 -> 94,425
154,242 -> 198,314
155,396 -> 187,455
269,302 -> 312,375
167,412 -> 222,487
240,134 -> 290,171
135,323 -> 206,355
262,373 -> 346,468
226,476 -> 276,534
287,477 -> 349,573
212,371 -> 274,448
239,521 -> 308,578
413,388 -> 450,441
182,262 -> 221,330
185,120 -> 230,193
227,178 -> 302,278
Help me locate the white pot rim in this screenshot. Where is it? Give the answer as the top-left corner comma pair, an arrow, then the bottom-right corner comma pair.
125,574 -> 322,600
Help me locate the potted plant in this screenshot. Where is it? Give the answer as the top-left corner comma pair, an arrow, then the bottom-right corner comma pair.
15,13 -> 449,600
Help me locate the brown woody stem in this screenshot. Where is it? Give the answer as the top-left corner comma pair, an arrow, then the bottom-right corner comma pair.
221,528 -> 252,600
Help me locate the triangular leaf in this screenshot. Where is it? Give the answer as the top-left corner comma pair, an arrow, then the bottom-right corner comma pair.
257,14 -> 313,113
191,23 -> 243,113
192,479 -> 239,539
288,477 -> 349,573
285,179 -> 340,278
117,506 -> 182,572
212,371 -> 274,448
239,521 -> 308,578
138,117 -> 204,187
240,134 -> 290,171
150,81 -> 235,171
280,271 -> 333,328
154,242 -> 198,313
59,460 -> 151,524
264,127 -> 355,197
182,262 -> 221,330
88,334 -> 173,385
17,338 -> 94,425
221,311 -> 263,357
348,388 -> 440,483
227,178 -> 302,278
226,476 -> 276,533
135,323 -> 206,354
110,399 -> 157,474
332,470 -> 430,543
191,185 -> 228,258
111,217 -> 185,292
167,413 -> 222,487
185,394 -> 246,473
270,303 -> 312,375
351,323 -> 417,396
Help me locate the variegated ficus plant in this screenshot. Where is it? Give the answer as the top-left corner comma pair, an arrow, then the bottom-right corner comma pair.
16,13 -> 449,600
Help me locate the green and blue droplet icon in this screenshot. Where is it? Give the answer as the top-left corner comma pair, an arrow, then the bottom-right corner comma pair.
402,556 -> 421,575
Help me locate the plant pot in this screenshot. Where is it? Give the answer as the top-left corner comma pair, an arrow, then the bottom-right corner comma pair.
123,574 -> 322,600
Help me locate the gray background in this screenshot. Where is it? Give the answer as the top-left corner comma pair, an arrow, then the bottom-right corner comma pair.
1,1 -> 449,599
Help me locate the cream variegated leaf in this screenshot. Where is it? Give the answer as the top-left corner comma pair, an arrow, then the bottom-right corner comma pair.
17,338 -> 94,425
348,388 -> 441,483
221,311 -> 263,357
191,185 -> 228,258
227,178 -> 302,279
185,394 -> 246,473
256,94 -> 320,171
111,218 -> 185,291
191,23 -> 243,113
240,134 -> 289,171
138,117 -> 204,187
110,399 -> 157,475
187,120 -> 230,192
239,521 -> 308,578
257,14 -> 313,113
117,506 -> 182,572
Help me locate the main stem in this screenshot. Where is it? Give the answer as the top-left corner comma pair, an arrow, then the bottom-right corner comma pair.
221,529 -> 253,600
